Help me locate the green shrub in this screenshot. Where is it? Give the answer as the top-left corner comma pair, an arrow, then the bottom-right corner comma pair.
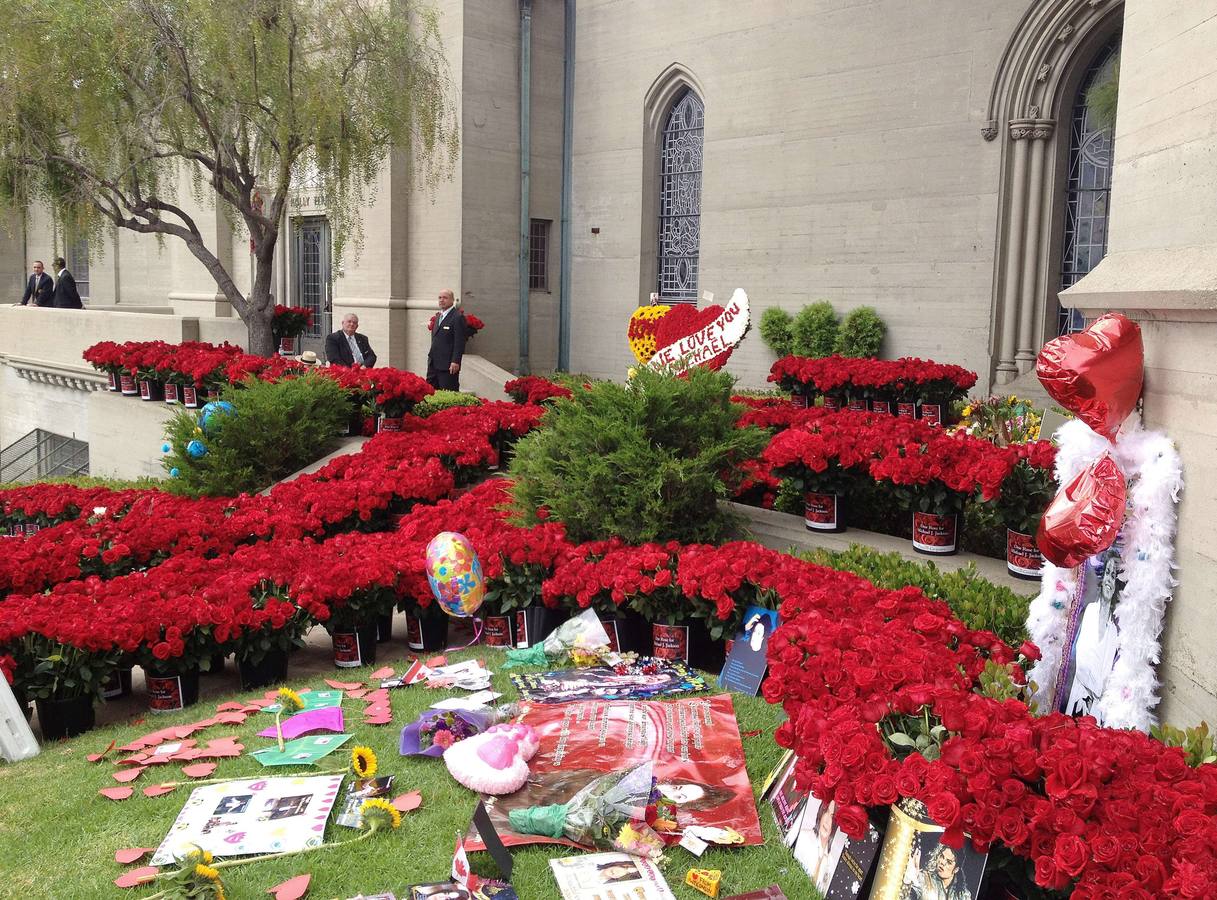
759,307 -> 794,357
508,366 -> 768,544
0,475 -> 162,491
162,373 -> 351,497
834,306 -> 886,357
798,544 -> 1031,646
791,301 -> 838,357
413,390 -> 481,418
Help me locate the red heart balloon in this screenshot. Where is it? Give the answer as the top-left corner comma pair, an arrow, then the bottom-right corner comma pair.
1036,454 -> 1127,568
1036,313 -> 1143,440
653,303 -> 734,371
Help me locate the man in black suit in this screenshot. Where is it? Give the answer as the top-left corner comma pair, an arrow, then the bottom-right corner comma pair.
20,260 -> 53,306
427,289 -> 467,390
324,313 -> 377,367
51,257 -> 84,309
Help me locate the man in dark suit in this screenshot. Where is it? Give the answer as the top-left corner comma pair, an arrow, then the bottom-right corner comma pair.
427,289 -> 467,390
324,313 -> 377,367
20,260 -> 53,306
51,257 -> 84,309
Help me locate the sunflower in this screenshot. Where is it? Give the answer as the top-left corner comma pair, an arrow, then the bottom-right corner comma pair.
359,797 -> 401,831
185,847 -> 214,864
195,863 -> 220,881
351,745 -> 378,779
277,687 -> 305,711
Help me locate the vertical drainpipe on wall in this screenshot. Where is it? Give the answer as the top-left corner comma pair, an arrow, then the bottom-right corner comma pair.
557,0 -> 574,371
517,0 -> 533,376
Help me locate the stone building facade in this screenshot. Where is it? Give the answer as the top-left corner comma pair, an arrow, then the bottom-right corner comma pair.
2,0 -> 1216,725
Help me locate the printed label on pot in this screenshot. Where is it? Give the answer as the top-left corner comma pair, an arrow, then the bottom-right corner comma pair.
789,394 -> 808,410
871,399 -> 891,415
912,512 -> 957,553
920,403 -> 943,426
515,611 -> 530,649
23,523 -> 40,535
652,623 -> 690,662
896,402 -> 917,419
803,492 -> 839,530
405,615 -> 424,651
823,395 -> 842,412
484,615 -> 513,647
378,417 -> 404,433
1007,529 -> 1045,577
164,383 -> 180,403
725,637 -> 735,657
147,674 -> 184,712
332,632 -> 362,668
847,398 -> 867,411
120,374 -> 137,394
107,371 -> 118,391
139,380 -> 152,400
182,386 -> 199,408
206,389 -> 221,401
599,617 -> 621,653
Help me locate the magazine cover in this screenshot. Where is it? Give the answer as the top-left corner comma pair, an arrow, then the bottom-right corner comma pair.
511,658 -> 706,703
791,796 -> 882,898
871,798 -> 987,900
549,852 -> 676,900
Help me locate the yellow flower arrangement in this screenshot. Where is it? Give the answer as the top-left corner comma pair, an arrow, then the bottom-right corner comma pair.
351,745 -> 378,779
359,797 -> 402,831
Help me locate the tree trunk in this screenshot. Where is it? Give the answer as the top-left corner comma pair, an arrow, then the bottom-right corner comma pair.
247,238 -> 279,357
247,306 -> 275,357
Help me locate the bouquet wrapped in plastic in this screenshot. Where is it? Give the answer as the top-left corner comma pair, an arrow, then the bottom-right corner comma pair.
507,762 -> 667,858
503,608 -> 611,668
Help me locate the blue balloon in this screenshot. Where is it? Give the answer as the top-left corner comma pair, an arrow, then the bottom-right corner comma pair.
161,443 -> 171,454
199,400 -> 236,435
169,468 -> 181,478
186,440 -> 208,459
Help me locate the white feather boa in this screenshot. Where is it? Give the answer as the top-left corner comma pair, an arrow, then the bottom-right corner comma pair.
1025,417 -> 1183,731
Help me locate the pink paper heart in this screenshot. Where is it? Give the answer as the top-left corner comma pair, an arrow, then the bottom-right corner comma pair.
113,767 -> 146,784
324,679 -> 363,690
270,874 -> 312,900
182,763 -> 217,778
114,866 -> 159,889
426,655 -> 447,667
311,823 -> 325,832
116,756 -> 148,767
363,717 -> 392,726
224,832 -> 247,844
216,701 -> 246,712
114,847 -> 154,865
142,784 -> 177,798
370,666 -> 395,679
88,740 -> 117,762
392,791 -> 423,813
345,689 -> 368,700
475,737 -> 519,770
99,786 -> 134,801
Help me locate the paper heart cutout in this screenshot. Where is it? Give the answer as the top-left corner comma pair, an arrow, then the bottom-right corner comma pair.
113,767 -> 146,784
628,303 -> 671,364
182,763 -> 217,778
114,847 -> 154,865
114,866 -> 158,889
346,688 -> 368,700
370,666 -> 395,679
426,655 -> 447,668
1036,313 -> 1143,441
143,784 -> 177,798
216,701 -> 246,712
88,740 -> 117,763
269,874 -> 312,900
392,791 -> 423,813
324,679 -> 363,690
1037,453 -> 1127,568
652,302 -> 734,371
99,786 -> 134,801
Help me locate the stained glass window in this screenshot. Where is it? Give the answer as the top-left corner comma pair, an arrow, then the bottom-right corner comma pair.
657,89 -> 704,302
1058,38 -> 1120,335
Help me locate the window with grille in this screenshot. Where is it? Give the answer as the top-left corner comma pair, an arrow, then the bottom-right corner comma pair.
292,217 -> 331,338
1058,37 -> 1119,336
67,231 -> 89,301
529,219 -> 550,290
657,89 -> 704,302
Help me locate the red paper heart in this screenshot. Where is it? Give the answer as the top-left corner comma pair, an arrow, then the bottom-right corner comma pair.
653,303 -> 734,371
88,740 -> 117,763
370,666 -> 395,679
363,716 -> 392,726
113,767 -> 146,784
324,679 -> 363,690
182,763 -> 217,778
216,701 -> 246,712
269,873 -> 312,900
1036,313 -> 1143,441
346,688 -> 368,700
392,791 -> 423,813
114,847 -> 154,865
1037,454 -> 1127,568
426,655 -> 447,668
143,784 -> 178,798
99,786 -> 134,801
114,866 -> 158,889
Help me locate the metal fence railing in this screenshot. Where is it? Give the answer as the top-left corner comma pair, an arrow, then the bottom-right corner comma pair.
0,430 -> 90,484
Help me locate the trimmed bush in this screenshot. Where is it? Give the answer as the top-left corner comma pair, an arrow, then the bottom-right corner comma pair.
759,307 -> 794,357
799,544 -> 1031,646
162,373 -> 351,497
834,305 -> 886,357
791,301 -> 838,357
508,366 -> 767,544
413,390 -> 481,418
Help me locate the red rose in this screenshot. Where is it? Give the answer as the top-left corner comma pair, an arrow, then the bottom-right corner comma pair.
1018,640 -> 1041,661
151,641 -> 172,660
1052,833 -> 1088,878
927,792 -> 961,828
833,803 -> 869,839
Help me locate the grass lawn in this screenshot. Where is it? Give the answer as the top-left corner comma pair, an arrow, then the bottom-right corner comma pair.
0,648 -> 815,900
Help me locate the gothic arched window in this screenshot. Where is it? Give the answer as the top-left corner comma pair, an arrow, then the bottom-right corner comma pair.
1057,37 -> 1120,335
656,89 -> 704,302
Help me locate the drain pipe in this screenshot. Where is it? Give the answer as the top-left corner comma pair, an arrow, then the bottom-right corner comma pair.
517,0 -> 533,375
557,0 -> 574,371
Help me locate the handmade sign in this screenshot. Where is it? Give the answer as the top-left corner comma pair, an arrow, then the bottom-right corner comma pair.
257,707 -> 344,741
252,733 -> 352,767
791,796 -> 882,899
549,852 -> 676,900
870,798 -> 986,900
262,690 -> 343,714
150,774 -> 343,866
644,289 -> 750,373
510,658 -> 706,704
718,606 -> 777,696
466,695 -> 763,852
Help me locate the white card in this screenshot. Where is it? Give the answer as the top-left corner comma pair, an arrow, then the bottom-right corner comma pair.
429,691 -> 502,711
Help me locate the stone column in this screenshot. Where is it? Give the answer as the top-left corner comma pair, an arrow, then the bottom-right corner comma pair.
1015,121 -> 1054,372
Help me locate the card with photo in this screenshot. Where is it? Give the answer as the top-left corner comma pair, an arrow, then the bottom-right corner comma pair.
791,796 -> 883,899
870,798 -> 987,900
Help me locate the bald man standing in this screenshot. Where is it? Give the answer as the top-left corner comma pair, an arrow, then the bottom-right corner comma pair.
426,288 -> 467,390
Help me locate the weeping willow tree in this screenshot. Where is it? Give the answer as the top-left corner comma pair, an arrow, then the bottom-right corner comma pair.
0,0 -> 458,354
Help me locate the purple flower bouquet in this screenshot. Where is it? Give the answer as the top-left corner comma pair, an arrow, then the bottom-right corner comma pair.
399,708 -> 495,757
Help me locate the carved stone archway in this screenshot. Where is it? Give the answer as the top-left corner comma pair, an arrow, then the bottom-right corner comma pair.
985,0 -> 1124,384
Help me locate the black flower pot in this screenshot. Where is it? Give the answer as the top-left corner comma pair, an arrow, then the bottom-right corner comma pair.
331,621 -> 378,668
36,695 -> 96,740
204,652 -> 227,675
238,648 -> 290,690
377,612 -> 394,643
650,617 -> 727,673
513,605 -> 569,650
599,610 -> 649,654
101,667 -> 134,700
406,613 -> 450,652
146,668 -> 201,712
